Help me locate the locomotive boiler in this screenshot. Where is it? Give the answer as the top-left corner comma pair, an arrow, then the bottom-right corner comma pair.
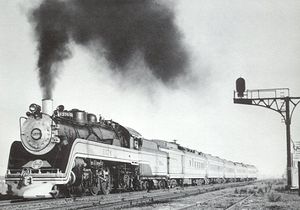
5,100 -> 258,198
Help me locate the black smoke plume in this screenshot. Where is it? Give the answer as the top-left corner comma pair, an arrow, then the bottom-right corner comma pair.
30,0 -> 189,98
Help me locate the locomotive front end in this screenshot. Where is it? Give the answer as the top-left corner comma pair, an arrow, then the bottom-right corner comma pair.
20,99 -> 59,155
5,99 -> 135,198
5,99 -> 63,198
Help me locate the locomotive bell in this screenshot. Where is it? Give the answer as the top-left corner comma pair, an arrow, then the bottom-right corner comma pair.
236,77 -> 246,97
87,113 -> 97,124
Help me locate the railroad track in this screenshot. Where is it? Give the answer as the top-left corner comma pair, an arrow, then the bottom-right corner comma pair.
177,194 -> 254,210
177,195 -> 227,210
176,189 -> 255,210
225,193 -> 253,210
0,181 -> 254,210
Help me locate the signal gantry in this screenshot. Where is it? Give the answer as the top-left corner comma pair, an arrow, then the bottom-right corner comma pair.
233,78 -> 300,189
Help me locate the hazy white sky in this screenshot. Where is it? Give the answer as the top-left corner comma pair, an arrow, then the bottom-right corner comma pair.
0,0 -> 300,178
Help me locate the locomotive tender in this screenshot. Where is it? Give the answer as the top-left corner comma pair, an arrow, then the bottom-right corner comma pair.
5,100 -> 258,198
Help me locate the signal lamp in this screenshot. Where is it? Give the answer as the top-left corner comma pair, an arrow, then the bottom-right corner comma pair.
236,77 -> 246,98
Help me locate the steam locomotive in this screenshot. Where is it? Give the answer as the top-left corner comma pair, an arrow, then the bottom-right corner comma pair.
5,100 -> 258,198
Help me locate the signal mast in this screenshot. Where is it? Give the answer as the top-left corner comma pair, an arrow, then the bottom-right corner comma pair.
233,78 -> 300,189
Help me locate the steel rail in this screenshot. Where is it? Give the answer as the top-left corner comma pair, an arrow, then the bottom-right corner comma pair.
176,194 -> 226,210
225,193 -> 254,210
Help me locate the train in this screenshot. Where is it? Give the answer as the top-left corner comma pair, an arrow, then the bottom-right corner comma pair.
5,99 -> 258,198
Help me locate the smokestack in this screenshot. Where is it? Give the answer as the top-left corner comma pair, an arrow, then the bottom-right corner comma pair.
42,99 -> 53,115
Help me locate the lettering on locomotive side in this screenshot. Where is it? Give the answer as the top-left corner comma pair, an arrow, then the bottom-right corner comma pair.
102,149 -> 112,157
58,111 -> 74,118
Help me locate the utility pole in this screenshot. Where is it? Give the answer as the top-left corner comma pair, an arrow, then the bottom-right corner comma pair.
233,78 -> 300,189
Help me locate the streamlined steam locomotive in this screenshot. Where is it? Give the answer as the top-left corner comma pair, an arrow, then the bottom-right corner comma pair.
5,100 -> 258,198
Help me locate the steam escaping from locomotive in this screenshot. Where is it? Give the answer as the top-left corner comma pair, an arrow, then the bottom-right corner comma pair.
29,0 -> 189,98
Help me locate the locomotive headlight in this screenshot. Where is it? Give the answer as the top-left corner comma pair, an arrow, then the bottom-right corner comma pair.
29,103 -> 41,113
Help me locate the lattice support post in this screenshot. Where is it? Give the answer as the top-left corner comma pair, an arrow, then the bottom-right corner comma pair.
285,97 -> 292,188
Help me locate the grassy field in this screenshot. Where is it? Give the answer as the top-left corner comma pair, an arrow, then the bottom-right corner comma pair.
239,179 -> 300,209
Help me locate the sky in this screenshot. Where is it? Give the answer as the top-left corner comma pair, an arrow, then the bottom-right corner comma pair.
0,0 -> 300,179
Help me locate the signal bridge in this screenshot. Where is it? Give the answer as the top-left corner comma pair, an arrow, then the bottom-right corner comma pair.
233,78 -> 300,189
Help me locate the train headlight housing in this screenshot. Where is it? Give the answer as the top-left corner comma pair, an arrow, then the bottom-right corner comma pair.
29,103 -> 41,113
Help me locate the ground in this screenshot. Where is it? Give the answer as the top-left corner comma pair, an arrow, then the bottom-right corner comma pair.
130,180 -> 300,210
